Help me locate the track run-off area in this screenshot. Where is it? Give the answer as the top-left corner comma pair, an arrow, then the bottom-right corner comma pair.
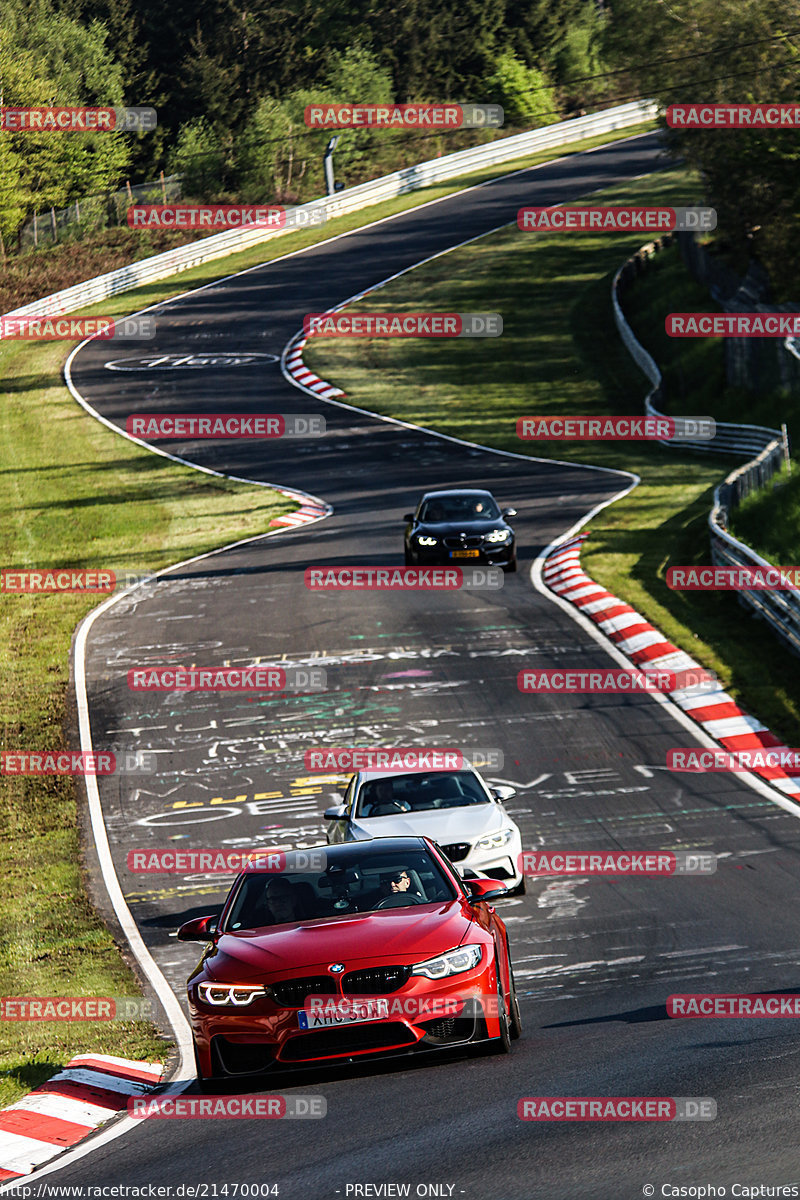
29,133 -> 800,1198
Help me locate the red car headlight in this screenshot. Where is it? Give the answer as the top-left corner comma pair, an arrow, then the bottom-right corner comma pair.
411,944 -> 483,980
197,982 -> 266,1007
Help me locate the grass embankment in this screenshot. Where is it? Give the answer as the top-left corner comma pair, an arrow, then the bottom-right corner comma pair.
304,167 -> 800,745
0,331 -> 295,1107
732,466 -> 800,562
0,121 -> 656,312
618,243 -> 800,564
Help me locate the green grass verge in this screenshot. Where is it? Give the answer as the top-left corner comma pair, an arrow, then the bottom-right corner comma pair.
627,250 -> 799,565
731,464 -> 800,561
304,167 -> 800,747
0,336 -> 295,1107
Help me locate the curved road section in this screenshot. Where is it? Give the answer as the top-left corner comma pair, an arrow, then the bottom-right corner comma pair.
54,134 -> 800,1198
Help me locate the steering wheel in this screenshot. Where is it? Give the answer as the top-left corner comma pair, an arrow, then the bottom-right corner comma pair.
373,893 -> 426,909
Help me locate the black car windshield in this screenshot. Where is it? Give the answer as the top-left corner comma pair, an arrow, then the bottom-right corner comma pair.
357,770 -> 490,817
222,847 -> 457,930
419,496 -> 501,522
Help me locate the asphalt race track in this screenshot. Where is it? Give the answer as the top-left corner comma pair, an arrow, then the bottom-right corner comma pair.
54,133 -> 800,1198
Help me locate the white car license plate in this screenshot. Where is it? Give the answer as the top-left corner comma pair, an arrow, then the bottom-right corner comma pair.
298,999 -> 389,1029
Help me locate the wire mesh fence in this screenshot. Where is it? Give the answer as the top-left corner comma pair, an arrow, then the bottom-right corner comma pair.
19,174 -> 183,250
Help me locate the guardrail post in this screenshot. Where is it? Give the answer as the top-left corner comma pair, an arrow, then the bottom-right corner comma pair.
782,422 -> 792,476
324,137 -> 340,196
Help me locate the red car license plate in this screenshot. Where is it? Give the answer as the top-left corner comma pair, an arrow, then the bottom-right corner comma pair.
298,998 -> 389,1029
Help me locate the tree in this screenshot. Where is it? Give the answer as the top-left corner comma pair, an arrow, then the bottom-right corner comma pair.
483,52 -> 557,126
604,0 -> 800,297
0,2 -> 132,244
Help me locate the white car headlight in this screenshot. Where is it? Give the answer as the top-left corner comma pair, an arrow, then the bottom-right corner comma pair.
198,982 -> 266,1006
417,536 -> 438,546
484,529 -> 511,543
411,944 -> 482,979
476,829 -> 514,851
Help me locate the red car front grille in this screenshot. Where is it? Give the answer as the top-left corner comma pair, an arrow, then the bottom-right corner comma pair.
342,966 -> 411,994
268,977 -> 338,1007
280,1023 -> 417,1061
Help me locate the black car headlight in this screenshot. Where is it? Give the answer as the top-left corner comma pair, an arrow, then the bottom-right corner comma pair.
484,529 -> 511,544
416,535 -> 439,547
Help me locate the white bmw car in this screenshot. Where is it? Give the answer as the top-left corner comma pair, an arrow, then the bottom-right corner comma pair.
323,767 -> 524,893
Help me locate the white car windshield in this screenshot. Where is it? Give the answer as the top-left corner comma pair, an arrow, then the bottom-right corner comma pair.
357,771 -> 490,818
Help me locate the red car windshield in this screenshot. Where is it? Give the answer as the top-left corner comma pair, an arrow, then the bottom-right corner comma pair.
222,848 -> 457,930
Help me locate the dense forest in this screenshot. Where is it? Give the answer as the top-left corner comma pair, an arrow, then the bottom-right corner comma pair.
1,0 -> 799,292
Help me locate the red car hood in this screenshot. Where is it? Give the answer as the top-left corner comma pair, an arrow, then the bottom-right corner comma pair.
207,901 -> 475,981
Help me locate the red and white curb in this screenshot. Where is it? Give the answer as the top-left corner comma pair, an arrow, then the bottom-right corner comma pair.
542,533 -> 800,801
0,1054 -> 163,1180
284,337 -> 346,399
269,498 -> 330,529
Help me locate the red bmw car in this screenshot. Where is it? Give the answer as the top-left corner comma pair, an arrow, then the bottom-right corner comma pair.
178,836 -> 522,1086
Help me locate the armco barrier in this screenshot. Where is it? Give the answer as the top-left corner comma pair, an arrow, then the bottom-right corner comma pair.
613,241 -> 800,657
4,101 -> 657,321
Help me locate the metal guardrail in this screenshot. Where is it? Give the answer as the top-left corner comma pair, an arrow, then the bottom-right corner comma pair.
612,239 -> 800,657
4,100 -> 658,320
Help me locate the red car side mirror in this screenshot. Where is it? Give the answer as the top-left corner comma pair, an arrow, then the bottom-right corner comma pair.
465,878 -> 509,904
177,914 -> 219,941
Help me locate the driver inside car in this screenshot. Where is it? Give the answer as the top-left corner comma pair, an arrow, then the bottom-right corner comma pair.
365,868 -> 426,909
364,778 -> 411,816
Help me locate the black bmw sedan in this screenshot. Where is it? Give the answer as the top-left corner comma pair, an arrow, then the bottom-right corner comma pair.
403,488 -> 517,572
